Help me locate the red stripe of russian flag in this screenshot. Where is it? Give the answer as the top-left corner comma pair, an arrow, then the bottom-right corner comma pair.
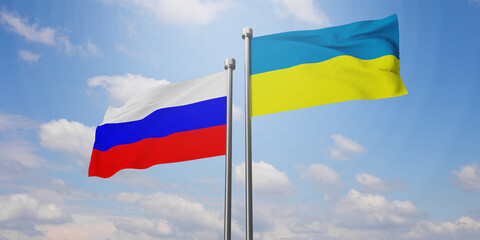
89,125 -> 226,178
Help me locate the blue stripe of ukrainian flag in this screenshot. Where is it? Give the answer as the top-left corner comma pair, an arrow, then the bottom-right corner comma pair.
250,14 -> 407,117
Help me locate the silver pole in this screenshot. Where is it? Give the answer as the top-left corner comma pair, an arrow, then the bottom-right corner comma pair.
224,58 -> 235,240
242,27 -> 253,240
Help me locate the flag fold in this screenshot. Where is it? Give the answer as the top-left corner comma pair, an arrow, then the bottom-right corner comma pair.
89,71 -> 227,178
250,14 -> 407,117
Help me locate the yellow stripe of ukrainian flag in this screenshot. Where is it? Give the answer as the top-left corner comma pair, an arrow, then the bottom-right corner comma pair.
251,55 -> 407,117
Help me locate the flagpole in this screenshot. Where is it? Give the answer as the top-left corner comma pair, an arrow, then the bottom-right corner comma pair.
242,27 -> 253,240
224,58 -> 235,240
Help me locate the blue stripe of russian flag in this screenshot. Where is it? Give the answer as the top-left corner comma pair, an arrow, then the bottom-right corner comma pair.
93,97 -> 227,152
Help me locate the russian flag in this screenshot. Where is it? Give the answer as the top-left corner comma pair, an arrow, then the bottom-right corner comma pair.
89,71 -> 227,178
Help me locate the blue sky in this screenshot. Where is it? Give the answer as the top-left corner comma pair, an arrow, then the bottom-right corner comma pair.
1,0 -> 480,239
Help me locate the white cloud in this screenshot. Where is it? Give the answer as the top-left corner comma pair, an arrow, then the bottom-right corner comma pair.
39,119 -> 95,164
0,193 -> 71,236
109,0 -> 235,26
0,113 -> 46,168
0,161 -> 26,181
0,141 -> 44,167
233,104 -> 243,121
231,202 -> 328,239
18,50 -> 40,63
12,210 -> 479,240
0,9 -> 55,44
234,161 -> 293,197
115,43 -> 128,52
231,200 -> 480,240
115,43 -> 131,54
114,218 -> 172,237
0,9 -> 99,57
115,191 -> 241,239
108,190 -> 480,240
271,0 -> 330,26
116,192 -> 222,230
108,170 -> 163,189
22,182 -> 101,206
36,214 -> 117,240
356,173 -> 401,192
287,219 -> 327,234
299,163 -> 342,187
88,73 -> 169,106
114,43 -> 141,57
0,112 -> 36,131
58,36 -> 100,57
333,189 -> 421,229
83,39 -> 100,56
452,162 -> 480,190
404,216 -> 480,240
469,0 -> 480,3
329,134 -> 366,160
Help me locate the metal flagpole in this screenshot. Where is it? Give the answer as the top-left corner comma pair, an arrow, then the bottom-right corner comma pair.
224,58 -> 235,240
242,27 -> 253,240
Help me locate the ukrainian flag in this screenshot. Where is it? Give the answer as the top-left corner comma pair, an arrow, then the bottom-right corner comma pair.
250,14 -> 408,117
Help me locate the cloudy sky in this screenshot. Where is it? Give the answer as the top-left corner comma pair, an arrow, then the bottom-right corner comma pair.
1,0 -> 480,239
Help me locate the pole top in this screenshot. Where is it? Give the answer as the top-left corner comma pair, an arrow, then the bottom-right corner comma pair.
224,58 -> 236,70
242,27 -> 253,39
